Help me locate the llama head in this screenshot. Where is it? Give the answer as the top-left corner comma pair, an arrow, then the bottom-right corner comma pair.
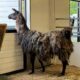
8,8 -> 19,20
8,8 -> 29,34
61,27 -> 72,40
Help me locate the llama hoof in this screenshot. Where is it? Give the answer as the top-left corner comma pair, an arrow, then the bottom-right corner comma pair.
42,69 -> 45,72
58,73 -> 65,77
42,70 -> 45,72
29,71 -> 34,74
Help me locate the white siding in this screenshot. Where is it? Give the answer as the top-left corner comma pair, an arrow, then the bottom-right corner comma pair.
0,33 -> 24,74
54,0 -> 70,27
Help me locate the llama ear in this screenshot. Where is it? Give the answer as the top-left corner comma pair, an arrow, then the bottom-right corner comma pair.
12,8 -> 19,13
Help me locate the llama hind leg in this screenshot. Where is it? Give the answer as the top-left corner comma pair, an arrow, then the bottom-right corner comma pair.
38,59 -> 45,72
29,54 -> 35,74
59,60 -> 68,76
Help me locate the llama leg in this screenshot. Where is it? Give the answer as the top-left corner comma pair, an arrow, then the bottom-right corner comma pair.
38,59 -> 45,72
29,54 -> 35,74
23,53 -> 27,70
59,60 -> 68,76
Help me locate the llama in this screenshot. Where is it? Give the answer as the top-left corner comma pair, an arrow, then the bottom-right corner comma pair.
8,8 -> 73,76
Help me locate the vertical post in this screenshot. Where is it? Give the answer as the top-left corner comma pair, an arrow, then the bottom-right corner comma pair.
24,0 -> 27,21
19,0 -> 22,12
26,0 -> 30,29
77,2 -> 80,41
19,0 -> 27,70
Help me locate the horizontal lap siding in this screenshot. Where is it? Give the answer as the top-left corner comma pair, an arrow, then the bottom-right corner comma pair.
55,20 -> 70,27
0,33 -> 23,74
31,0 -> 50,33
55,0 -> 70,27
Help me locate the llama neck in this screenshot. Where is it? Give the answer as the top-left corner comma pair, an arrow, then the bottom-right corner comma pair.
22,23 -> 29,32
17,25 -> 29,45
25,24 -> 30,31
16,19 -> 30,34
16,13 -> 30,34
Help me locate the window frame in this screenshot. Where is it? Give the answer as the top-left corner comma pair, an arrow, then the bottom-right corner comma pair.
71,1 -> 80,42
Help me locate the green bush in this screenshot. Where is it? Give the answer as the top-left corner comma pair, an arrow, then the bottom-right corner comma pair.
70,1 -> 77,15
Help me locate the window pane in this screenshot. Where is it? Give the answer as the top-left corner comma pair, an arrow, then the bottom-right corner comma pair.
0,0 -> 19,30
70,1 -> 78,42
22,0 -> 25,17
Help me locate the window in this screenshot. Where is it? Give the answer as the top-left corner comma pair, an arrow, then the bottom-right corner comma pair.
19,0 -> 26,17
70,1 -> 78,42
70,0 -> 80,42
0,0 -> 19,30
26,0 -> 30,29
19,0 -> 30,29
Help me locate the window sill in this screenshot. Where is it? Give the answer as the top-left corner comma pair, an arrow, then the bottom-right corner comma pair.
6,29 -> 17,33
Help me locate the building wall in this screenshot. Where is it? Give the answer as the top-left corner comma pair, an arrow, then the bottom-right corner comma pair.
30,0 -> 70,32
54,0 -> 70,28
70,42 -> 80,67
30,0 -> 50,33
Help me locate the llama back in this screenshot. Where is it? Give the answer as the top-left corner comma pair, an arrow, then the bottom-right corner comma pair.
47,31 -> 62,56
36,33 -> 51,61
48,28 -> 73,62
21,30 -> 41,54
21,30 -> 51,61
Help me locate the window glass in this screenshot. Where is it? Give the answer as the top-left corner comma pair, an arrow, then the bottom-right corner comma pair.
0,0 -> 19,30
70,1 -> 78,42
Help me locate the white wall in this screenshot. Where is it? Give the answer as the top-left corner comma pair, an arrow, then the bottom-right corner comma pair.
30,0 -> 70,32
26,0 -> 30,29
30,0 -> 50,33
70,42 -> 80,67
54,0 -> 70,28
51,42 -> 80,68
49,0 -> 55,30
30,0 -> 80,68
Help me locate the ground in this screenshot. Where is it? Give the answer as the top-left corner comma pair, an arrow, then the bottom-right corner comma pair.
6,64 -> 80,80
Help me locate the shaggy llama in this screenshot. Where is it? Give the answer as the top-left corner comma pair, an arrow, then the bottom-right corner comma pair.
8,9 -> 73,76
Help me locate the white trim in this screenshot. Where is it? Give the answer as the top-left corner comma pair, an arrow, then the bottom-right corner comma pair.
26,0 -> 30,29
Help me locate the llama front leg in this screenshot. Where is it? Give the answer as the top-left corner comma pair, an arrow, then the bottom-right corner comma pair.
38,59 -> 45,72
29,54 -> 35,74
23,53 -> 27,70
